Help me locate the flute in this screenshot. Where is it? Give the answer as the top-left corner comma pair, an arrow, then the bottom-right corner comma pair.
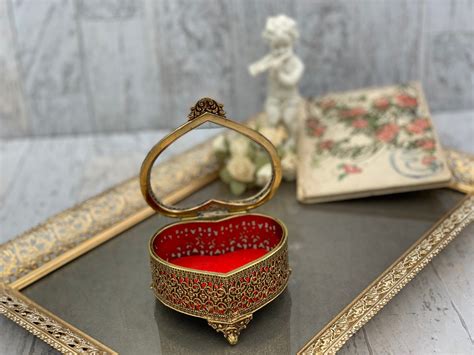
249,52 -> 291,76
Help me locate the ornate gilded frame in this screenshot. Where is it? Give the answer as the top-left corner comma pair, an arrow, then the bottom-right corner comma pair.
0,132 -> 473,354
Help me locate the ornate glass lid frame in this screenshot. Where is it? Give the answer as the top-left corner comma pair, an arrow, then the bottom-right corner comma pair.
0,106 -> 473,354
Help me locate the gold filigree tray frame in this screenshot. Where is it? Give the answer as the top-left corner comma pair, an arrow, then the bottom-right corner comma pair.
0,123 -> 473,354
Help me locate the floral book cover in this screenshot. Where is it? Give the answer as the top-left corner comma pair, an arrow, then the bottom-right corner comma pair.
297,82 -> 452,203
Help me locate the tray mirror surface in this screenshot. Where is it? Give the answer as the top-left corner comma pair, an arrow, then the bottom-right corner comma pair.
22,182 -> 464,354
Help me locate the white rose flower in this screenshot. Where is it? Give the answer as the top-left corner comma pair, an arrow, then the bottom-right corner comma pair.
229,136 -> 250,156
212,135 -> 227,154
256,163 -> 272,187
281,152 -> 297,181
227,156 -> 256,183
259,125 -> 288,147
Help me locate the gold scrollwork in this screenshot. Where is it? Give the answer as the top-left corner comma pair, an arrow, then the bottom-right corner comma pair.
150,240 -> 290,344
188,97 -> 226,121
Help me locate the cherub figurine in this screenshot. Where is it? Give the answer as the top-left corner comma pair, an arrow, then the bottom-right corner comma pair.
249,15 -> 304,147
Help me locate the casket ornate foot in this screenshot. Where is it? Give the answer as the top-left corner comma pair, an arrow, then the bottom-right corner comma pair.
207,314 -> 253,345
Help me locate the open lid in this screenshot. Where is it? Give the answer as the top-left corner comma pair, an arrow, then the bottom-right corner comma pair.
140,98 -> 282,219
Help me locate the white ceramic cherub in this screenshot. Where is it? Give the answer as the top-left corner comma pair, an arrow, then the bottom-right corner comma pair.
249,15 -> 304,146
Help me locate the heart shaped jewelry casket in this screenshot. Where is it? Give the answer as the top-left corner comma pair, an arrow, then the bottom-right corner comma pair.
140,98 -> 290,345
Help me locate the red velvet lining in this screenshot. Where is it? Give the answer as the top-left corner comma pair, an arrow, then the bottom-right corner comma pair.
170,249 -> 268,273
153,214 -> 283,274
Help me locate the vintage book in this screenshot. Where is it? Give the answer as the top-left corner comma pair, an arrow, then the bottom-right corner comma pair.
297,82 -> 452,203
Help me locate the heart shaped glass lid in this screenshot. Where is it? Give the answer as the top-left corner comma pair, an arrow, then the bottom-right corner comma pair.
140,98 -> 282,218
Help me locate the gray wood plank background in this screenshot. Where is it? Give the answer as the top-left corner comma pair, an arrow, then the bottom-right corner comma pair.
0,0 -> 473,138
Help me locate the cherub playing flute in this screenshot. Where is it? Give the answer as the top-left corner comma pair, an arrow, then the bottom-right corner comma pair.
249,15 -> 304,147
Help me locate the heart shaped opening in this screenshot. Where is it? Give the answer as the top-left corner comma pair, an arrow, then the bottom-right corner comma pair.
152,214 -> 284,274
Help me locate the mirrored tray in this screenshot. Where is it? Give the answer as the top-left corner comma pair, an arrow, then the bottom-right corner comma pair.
0,141 -> 472,355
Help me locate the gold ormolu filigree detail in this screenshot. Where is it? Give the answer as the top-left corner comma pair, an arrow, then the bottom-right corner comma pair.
298,195 -> 474,355
0,283 -> 116,354
150,231 -> 290,344
208,314 -> 253,345
188,97 -> 226,120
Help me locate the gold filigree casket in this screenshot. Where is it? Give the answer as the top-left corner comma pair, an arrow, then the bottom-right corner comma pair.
139,98 -> 290,345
